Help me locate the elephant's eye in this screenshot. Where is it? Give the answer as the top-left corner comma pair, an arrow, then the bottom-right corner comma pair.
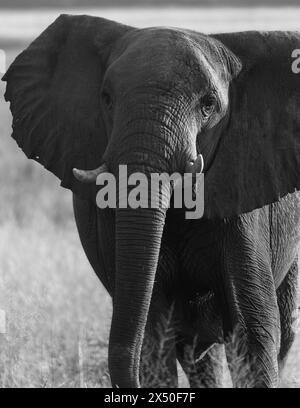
200,94 -> 216,119
102,89 -> 113,111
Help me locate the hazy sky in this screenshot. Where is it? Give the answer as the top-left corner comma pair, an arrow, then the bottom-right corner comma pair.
0,0 -> 298,9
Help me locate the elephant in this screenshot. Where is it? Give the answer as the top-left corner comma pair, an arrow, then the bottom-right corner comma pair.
3,14 -> 300,388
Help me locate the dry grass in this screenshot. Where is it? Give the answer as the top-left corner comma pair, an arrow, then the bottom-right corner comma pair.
0,36 -> 300,387
0,49 -> 112,387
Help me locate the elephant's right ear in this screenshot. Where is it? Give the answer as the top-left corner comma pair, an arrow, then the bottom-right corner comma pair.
2,14 -> 132,201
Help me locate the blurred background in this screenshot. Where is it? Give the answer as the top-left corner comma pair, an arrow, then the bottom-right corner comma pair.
0,0 -> 300,388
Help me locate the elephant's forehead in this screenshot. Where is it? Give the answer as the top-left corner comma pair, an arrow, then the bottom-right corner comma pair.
125,27 -> 202,65
111,28 -> 212,90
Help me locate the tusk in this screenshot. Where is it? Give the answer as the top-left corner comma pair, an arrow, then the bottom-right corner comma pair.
194,154 -> 204,173
73,163 -> 108,184
185,154 -> 204,174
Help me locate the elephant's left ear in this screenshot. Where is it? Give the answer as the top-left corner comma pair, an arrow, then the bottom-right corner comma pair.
2,14 -> 133,202
204,31 -> 300,218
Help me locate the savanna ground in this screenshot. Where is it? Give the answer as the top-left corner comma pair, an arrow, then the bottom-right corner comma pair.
0,6 -> 300,388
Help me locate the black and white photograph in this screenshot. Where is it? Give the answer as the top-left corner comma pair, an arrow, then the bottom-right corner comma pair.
1,0 -> 300,390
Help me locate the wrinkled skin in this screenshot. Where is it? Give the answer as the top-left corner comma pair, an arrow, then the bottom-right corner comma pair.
73,193 -> 300,388
4,15 -> 300,387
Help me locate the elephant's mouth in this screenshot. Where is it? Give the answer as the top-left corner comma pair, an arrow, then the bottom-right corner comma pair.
179,289 -> 223,343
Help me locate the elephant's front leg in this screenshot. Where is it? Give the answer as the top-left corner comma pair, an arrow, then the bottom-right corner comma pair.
222,212 -> 281,388
277,257 -> 298,378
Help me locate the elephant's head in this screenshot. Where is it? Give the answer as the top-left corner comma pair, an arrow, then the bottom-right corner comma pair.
3,15 -> 300,387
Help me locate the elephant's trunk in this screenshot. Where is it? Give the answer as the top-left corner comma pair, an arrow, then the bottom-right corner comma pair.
76,99 -> 181,386
109,161 -> 170,388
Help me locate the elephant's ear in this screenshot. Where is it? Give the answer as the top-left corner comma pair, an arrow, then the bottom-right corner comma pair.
2,14 -> 132,201
204,31 -> 300,218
